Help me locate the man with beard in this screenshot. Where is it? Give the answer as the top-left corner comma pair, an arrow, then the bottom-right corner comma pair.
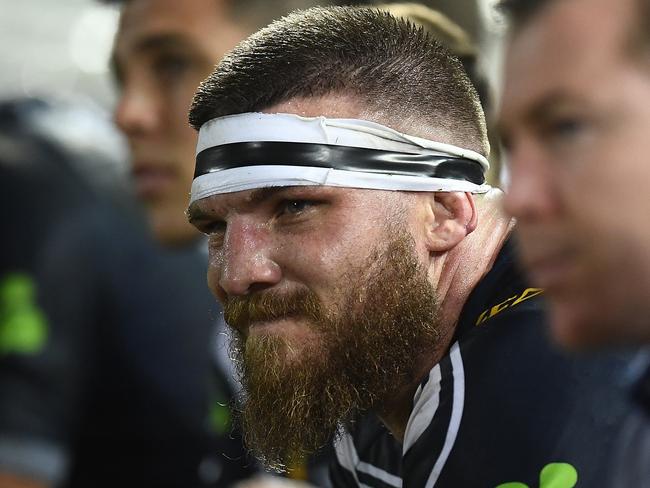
497,0 -> 650,485
110,0 -> 343,485
186,7 -> 631,487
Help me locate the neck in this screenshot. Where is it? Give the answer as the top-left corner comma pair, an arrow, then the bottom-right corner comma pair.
436,194 -> 514,337
377,192 -> 514,443
376,324 -> 457,442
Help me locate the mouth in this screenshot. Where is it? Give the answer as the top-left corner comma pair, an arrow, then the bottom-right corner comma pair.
524,249 -> 578,291
131,164 -> 176,199
245,317 -> 315,339
249,316 -> 297,329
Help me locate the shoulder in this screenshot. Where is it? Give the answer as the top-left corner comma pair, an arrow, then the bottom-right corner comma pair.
457,238 -> 545,337
473,286 -> 544,327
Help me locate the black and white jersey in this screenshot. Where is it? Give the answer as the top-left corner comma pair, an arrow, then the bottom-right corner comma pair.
609,354 -> 650,488
331,240 -> 632,488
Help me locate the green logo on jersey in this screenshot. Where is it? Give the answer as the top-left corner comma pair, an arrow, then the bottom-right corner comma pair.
209,401 -> 232,435
496,463 -> 578,488
0,273 -> 48,356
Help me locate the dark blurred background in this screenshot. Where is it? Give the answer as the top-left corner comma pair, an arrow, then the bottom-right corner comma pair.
0,0 -> 504,112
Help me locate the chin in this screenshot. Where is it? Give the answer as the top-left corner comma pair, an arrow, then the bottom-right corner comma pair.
258,330 -> 322,358
245,327 -> 325,371
549,301 -> 629,351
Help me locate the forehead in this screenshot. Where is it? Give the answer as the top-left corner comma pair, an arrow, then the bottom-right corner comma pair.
114,0 -> 228,55
265,96 -> 435,141
500,0 -> 637,122
265,96 -> 364,120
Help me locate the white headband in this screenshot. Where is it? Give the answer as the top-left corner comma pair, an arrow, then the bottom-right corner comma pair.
190,112 -> 490,205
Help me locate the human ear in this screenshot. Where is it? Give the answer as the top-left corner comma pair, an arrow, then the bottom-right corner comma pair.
423,192 -> 477,253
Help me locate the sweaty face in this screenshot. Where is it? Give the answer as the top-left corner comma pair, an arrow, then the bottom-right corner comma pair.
188,186 -> 440,469
112,0 -> 249,246
499,0 -> 650,347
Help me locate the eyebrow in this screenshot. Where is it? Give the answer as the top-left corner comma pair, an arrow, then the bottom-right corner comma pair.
527,92 -> 575,122
499,90 -> 586,137
110,32 -> 198,83
186,203 -> 210,225
132,33 -> 197,55
186,187 -> 296,224
247,186 -> 293,205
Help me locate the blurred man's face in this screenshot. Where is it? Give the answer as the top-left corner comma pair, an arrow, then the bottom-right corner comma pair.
188,184 -> 440,469
112,0 -> 249,246
499,0 -> 650,347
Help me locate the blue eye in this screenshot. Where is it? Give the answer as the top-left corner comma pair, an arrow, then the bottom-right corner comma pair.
279,200 -> 318,217
286,200 -> 310,213
198,220 -> 226,237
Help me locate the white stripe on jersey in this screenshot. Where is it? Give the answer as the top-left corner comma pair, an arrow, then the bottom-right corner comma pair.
426,342 -> 466,487
334,342 -> 465,487
334,433 -> 361,485
335,431 -> 403,487
403,363 -> 442,453
358,461 -> 402,488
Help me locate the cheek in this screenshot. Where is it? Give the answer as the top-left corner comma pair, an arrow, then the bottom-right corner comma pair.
557,227 -> 648,325
566,156 -> 647,256
278,221 -> 381,295
178,144 -> 197,185
559,146 -> 626,238
167,95 -> 198,136
176,67 -> 210,107
166,123 -> 197,196
281,235 -> 352,286
549,255 -> 648,348
590,229 -> 650,294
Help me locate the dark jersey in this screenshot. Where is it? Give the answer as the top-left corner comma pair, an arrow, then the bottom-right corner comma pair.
610,355 -> 650,488
0,129 -> 254,486
331,241 -> 631,488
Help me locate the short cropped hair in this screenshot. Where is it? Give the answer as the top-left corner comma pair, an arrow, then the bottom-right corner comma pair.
189,6 -> 489,156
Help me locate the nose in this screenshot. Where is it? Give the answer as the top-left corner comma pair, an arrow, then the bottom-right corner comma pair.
210,219 -> 282,299
503,143 -> 559,221
114,82 -> 160,138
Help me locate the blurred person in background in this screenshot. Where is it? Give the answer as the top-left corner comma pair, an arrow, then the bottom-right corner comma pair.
498,0 -> 650,485
0,98 -> 254,488
108,0 -> 346,484
186,7 -> 631,486
111,0 -> 342,247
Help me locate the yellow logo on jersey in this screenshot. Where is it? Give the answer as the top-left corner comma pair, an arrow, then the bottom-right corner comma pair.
475,288 -> 544,326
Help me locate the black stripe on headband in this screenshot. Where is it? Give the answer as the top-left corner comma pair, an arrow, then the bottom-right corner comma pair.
195,141 -> 485,185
